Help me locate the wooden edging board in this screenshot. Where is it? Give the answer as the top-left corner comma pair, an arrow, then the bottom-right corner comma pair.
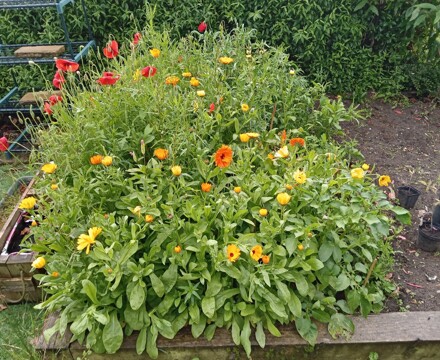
33,311 -> 440,360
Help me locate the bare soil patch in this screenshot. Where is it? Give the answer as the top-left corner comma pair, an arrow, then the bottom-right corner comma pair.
341,97 -> 440,312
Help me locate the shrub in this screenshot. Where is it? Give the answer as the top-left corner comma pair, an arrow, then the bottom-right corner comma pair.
24,26 -> 409,357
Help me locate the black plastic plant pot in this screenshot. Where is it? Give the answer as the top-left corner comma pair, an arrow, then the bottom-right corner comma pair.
418,224 -> 440,252
397,186 -> 421,209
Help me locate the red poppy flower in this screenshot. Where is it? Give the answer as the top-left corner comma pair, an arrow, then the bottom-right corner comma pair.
198,21 -> 207,33
55,59 -> 79,72
49,95 -> 62,105
43,102 -> 53,115
214,145 -> 233,168
52,71 -> 65,89
141,66 -> 157,78
97,72 -> 120,85
0,136 -> 9,152
208,103 -> 215,113
133,32 -> 142,45
103,40 -> 119,59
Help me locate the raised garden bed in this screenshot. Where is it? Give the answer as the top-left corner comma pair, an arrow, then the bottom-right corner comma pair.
33,311 -> 440,359
0,175 -> 40,303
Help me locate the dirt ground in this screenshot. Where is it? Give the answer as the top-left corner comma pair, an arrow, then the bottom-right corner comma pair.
341,97 -> 440,312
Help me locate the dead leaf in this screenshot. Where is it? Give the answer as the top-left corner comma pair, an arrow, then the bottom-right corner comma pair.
0,304 -> 7,311
394,109 -> 403,115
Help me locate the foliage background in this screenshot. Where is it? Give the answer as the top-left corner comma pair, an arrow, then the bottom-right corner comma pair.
0,0 -> 439,99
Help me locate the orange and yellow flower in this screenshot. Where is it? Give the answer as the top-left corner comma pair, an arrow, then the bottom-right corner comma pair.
32,257 -> 46,269
379,175 -> 391,187
227,244 -> 240,262
201,182 -> 212,192
154,148 -> 169,160
77,227 -> 102,255
50,184 -> 58,190
241,103 -> 250,112
275,146 -> 289,159
145,215 -> 154,223
51,271 -> 60,277
150,48 -> 160,58
250,245 -> 263,261
174,245 -> 182,253
214,145 -> 233,168
182,72 -> 192,78
90,155 -> 103,165
102,156 -> 113,166
165,76 -> 180,86
293,170 -> 307,184
219,56 -> 234,65
234,186 -> 241,194
290,137 -> 305,147
190,77 -> 200,87
41,163 -> 57,174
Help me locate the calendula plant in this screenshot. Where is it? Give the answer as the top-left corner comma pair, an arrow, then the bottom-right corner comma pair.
24,25 -> 409,358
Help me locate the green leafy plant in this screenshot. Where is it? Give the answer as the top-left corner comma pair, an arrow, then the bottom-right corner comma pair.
23,25 -> 409,358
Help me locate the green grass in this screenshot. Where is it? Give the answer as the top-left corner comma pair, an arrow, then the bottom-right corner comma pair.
0,162 -> 31,199
0,303 -> 43,360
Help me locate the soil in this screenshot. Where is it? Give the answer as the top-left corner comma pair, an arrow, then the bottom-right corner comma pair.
341,96 -> 440,313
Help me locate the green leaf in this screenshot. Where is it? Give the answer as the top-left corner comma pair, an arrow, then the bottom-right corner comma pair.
328,313 -> 354,339
206,275 -> 223,297
232,319 -> 241,345
295,317 -> 317,346
318,242 -> 333,262
146,326 -> 158,359
293,274 -> 309,296
288,292 -> 302,317
205,324 -> 217,341
102,311 -> 123,354
191,315 -> 206,338
266,317 -> 281,337
240,319 -> 252,357
335,273 -> 351,291
360,294 -> 372,316
161,264 -> 178,293
136,328 -> 147,355
201,296 -> 216,318
82,280 -> 99,305
306,258 -> 324,270
275,280 -> 290,303
391,207 -> 411,224
149,273 -> 165,298
70,314 -> 88,336
124,306 -> 143,330
255,322 -> 266,348
128,282 -> 146,310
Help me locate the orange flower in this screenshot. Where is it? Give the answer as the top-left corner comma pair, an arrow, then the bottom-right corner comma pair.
201,183 -> 212,192
281,130 -> 287,145
234,186 -> 241,194
290,138 -> 305,147
51,271 -> 60,278
227,244 -> 240,262
261,255 -> 270,264
150,48 -> 160,58
154,148 -> 169,160
145,215 -> 154,223
190,77 -> 200,87
90,155 -> 103,165
285,184 -> 293,190
165,76 -> 180,86
219,57 -> 234,65
174,245 -> 182,253
214,145 -> 233,168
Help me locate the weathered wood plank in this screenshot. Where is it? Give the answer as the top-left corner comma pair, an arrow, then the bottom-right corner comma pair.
14,45 -> 65,58
0,276 -> 40,302
6,252 -> 35,277
19,91 -> 63,105
33,312 -> 72,351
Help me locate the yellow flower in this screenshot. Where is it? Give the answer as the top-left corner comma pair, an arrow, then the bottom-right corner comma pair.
227,244 -> 240,262
267,153 -> 274,160
293,170 -> 307,184
182,72 -> 192,78
379,175 -> 391,187
289,69 -> 295,75
190,77 -> 200,87
131,206 -> 142,217
240,133 -> 250,143
259,208 -> 268,217
241,103 -> 250,112
197,90 -> 206,97
219,56 -> 234,65
150,48 -> 160,58
297,244 -> 304,251
250,245 -> 263,261
193,100 -> 199,112
165,76 -> 180,86
19,196 -> 37,210
276,192 -> 291,206
247,133 -> 259,139
285,184 -> 293,190
31,220 -> 38,226
102,156 -> 113,166
326,153 -> 336,161
32,257 -> 46,269
234,186 -> 241,194
174,245 -> 182,253
275,146 -> 289,159
145,214 -> 154,223
77,227 -> 102,254
133,68 -> 141,82
362,164 -> 369,171
171,165 -> 182,176
50,184 -> 58,190
351,168 -> 365,179
41,163 -> 57,174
